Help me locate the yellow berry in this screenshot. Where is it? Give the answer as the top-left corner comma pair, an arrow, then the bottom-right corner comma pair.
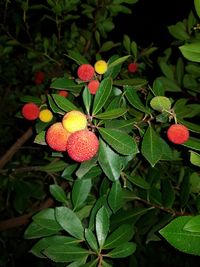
39,109 -> 53,123
94,60 -> 108,74
62,110 -> 87,133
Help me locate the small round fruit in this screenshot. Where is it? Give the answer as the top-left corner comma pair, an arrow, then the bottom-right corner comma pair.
87,80 -> 100,95
150,96 -> 171,112
34,71 -> 45,85
62,110 -> 87,133
46,122 -> 71,151
22,102 -> 40,120
39,109 -> 53,123
167,124 -> 189,144
94,60 -> 108,74
77,64 -> 95,81
66,129 -> 99,162
128,62 -> 138,73
58,90 -> 69,97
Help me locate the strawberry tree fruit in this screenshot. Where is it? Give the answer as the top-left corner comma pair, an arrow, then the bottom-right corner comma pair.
21,102 -> 40,120
77,64 -> 95,81
167,124 -> 190,144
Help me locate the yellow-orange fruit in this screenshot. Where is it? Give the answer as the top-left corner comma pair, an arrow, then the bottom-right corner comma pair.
21,102 -> 40,120
94,60 -> 108,74
58,90 -> 69,97
87,80 -> 100,95
46,122 -> 71,151
62,110 -> 87,133
39,109 -> 53,123
167,124 -> 189,144
66,129 -> 99,162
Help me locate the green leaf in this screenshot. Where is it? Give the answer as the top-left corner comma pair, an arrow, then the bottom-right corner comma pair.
141,126 -> 163,167
52,94 -> 79,112
98,128 -> 138,156
194,0 -> 200,18
83,86 -> 92,115
44,244 -> 89,263
104,55 -> 122,79
81,259 -> 99,267
123,34 -> 131,54
98,138 -> 121,181
108,181 -> 123,213
108,55 -> 130,68
34,131 -> 46,145
49,184 -> 68,204
179,42 -> 200,62
125,86 -> 150,113
32,208 -> 62,231
95,108 -> 128,119
126,174 -> 150,190
24,221 -> 59,239
177,118 -> 200,133
106,242 -> 136,258
92,77 -> 112,115
50,77 -> 82,93
161,179 -> 175,208
190,151 -> 200,167
39,160 -> 68,173
84,228 -> 99,252
184,215 -> 200,232
159,61 -> 174,80
72,178 -> 92,210
47,94 -> 64,114
55,207 -> 84,240
152,79 -> 165,96
114,78 -> 147,87
66,50 -> 89,65
105,119 -> 136,133
20,95 -> 41,105
168,21 -> 190,41
159,216 -> 200,256
156,77 -> 182,92
104,224 -> 134,249
190,172 -> 200,193
96,206 -> 110,249
99,41 -> 120,52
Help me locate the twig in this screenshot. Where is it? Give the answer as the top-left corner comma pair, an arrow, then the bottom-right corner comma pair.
0,127 -> 33,169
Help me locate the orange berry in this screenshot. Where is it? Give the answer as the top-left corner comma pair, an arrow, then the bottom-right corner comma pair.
77,64 -> 95,81
58,90 -> 69,97
21,102 -> 40,120
87,80 -> 100,95
167,124 -> 189,144
46,122 -> 71,151
66,129 -> 99,162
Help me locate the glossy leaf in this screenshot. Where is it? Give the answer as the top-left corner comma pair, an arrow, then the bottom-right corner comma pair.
114,78 -> 147,87
92,77 -> 112,115
66,50 -> 89,64
24,221 -> 59,239
50,77 -> 83,92
126,174 -> 150,190
96,206 -> 110,249
141,126 -> 163,167
194,0 -> 200,18
179,42 -> 200,62
49,184 -> 68,204
72,178 -> 92,210
98,138 -> 121,181
159,216 -> 200,256
84,228 -> 99,252
184,215 -> 200,232
190,151 -> 200,167
106,242 -> 136,258
83,86 -> 92,115
95,108 -> 128,119
98,128 -> 138,155
55,207 -> 84,240
108,55 -> 130,68
52,94 -> 79,112
108,181 -> 123,213
104,224 -> 134,249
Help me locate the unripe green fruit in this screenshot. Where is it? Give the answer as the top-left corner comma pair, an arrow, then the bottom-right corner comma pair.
46,122 -> 71,151
62,110 -> 87,133
66,129 -> 99,162
150,96 -> 171,112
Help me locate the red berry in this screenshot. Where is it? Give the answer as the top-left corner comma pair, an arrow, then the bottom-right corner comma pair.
128,63 -> 138,73
34,71 -> 45,84
167,124 -> 189,144
66,129 -> 99,162
87,80 -> 100,95
58,90 -> 69,97
21,102 -> 40,120
77,64 -> 95,81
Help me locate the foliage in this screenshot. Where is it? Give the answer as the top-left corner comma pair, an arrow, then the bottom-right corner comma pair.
0,0 -> 200,266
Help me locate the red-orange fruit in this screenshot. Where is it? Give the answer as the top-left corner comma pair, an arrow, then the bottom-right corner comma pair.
58,90 -> 69,97
128,62 -> 138,73
167,124 -> 189,144
46,122 -> 71,151
34,71 -> 45,85
77,64 -> 95,81
66,129 -> 99,162
87,80 -> 100,95
21,102 -> 40,120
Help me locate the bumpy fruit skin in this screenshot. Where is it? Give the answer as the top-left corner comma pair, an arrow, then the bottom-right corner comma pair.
46,122 -> 71,151
58,90 -> 69,97
39,109 -> 53,123
22,102 -> 40,120
62,110 -> 87,133
87,80 -> 100,95
77,64 -> 95,81
167,124 -> 189,144
34,71 -> 45,85
128,62 -> 138,73
94,60 -> 108,74
66,130 -> 99,162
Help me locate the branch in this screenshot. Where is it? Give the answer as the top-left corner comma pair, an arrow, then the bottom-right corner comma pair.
0,127 -> 33,169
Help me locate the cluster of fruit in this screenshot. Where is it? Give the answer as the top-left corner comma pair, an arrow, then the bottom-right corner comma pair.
46,110 -> 99,162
